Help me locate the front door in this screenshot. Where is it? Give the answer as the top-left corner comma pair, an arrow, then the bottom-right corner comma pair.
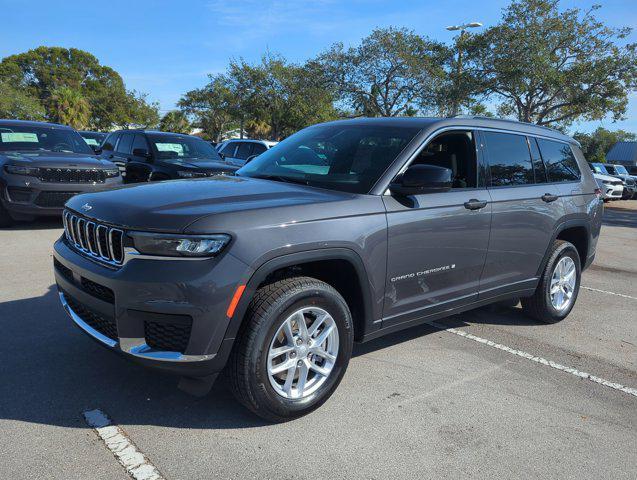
382,130 -> 491,326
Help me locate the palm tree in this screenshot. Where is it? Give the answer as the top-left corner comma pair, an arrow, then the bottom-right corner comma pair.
49,87 -> 91,129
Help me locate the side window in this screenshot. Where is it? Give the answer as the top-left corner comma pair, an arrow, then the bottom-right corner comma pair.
537,139 -> 581,182
235,142 -> 253,160
528,137 -> 547,183
483,131 -> 534,186
102,133 -> 119,151
410,131 -> 477,188
116,133 -> 134,154
219,142 -> 237,157
131,134 -> 149,155
251,143 -> 267,156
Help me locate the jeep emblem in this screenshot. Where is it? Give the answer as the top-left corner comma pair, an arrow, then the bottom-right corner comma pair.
81,203 -> 92,211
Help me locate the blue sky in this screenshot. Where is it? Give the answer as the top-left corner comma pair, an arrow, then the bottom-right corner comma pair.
1,0 -> 636,133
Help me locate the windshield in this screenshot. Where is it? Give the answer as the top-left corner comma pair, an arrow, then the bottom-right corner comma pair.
0,124 -> 94,154
591,164 -> 609,175
610,165 -> 628,175
146,134 -> 224,163
237,124 -> 420,194
80,131 -> 107,147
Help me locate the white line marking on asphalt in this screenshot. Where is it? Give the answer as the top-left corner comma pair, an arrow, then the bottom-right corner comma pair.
581,286 -> 637,301
431,322 -> 637,398
83,409 -> 164,480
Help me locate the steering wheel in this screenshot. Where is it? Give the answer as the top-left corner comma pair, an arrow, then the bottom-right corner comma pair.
52,142 -> 73,152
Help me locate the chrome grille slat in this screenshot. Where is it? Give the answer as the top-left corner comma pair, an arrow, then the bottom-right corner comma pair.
63,210 -> 124,266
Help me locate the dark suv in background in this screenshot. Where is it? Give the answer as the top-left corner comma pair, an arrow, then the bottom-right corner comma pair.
54,117 -> 602,421
0,120 -> 121,227
98,130 -> 237,182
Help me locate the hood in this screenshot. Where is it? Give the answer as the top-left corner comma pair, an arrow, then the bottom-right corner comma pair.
593,172 -> 622,183
0,151 -> 116,169
167,159 -> 239,171
65,175 -> 352,232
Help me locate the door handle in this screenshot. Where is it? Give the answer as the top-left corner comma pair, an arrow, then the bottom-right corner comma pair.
541,193 -> 559,203
464,199 -> 488,210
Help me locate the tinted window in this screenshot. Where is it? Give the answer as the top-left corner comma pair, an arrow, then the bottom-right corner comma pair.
131,134 -> 149,155
233,142 -> 252,160
219,142 -> 237,157
116,133 -> 134,154
484,132 -> 534,186
102,133 -> 119,151
238,124 -> 420,194
252,143 -> 267,155
411,131 -> 477,188
537,139 -> 581,182
528,137 -> 547,183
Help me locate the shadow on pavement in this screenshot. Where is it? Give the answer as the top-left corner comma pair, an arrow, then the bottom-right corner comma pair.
5,217 -> 63,231
0,286 -> 539,430
602,207 -> 637,228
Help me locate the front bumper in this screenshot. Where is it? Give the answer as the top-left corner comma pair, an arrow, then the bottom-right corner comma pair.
1,176 -> 122,218
53,236 -> 249,377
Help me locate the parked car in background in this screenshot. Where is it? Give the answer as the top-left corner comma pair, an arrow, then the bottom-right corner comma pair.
0,120 -> 121,227
97,130 -> 238,182
79,131 -> 107,151
590,162 -> 635,199
55,116 -> 602,421
592,172 -> 623,202
216,139 -> 278,167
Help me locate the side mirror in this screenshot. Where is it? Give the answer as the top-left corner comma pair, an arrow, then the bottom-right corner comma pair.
245,154 -> 258,164
133,148 -> 151,159
390,164 -> 453,196
92,146 -> 102,154
218,152 -> 225,160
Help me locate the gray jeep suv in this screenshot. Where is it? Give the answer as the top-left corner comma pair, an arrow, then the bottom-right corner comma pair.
53,117 -> 602,421
0,120 -> 121,226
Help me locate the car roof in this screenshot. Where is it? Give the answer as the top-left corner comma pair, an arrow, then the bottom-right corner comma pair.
225,139 -> 278,146
111,129 -> 199,138
0,119 -> 73,129
79,130 -> 106,134
318,116 -> 576,144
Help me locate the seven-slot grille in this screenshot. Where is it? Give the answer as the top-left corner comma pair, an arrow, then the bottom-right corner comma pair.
39,168 -> 106,184
63,210 -> 124,265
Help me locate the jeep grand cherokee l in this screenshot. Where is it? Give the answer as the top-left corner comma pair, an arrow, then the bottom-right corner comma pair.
53,117 -> 602,421
0,120 -> 121,227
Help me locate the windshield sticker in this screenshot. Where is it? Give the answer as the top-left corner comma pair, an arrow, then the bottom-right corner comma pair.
84,138 -> 99,146
1,132 -> 39,143
156,143 -> 184,155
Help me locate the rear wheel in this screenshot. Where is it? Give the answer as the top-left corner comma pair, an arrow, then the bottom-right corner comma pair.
229,276 -> 353,422
522,240 -> 581,323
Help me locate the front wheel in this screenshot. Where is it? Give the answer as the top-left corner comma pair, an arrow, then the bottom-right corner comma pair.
0,201 -> 14,228
229,276 -> 353,422
522,240 -> 581,323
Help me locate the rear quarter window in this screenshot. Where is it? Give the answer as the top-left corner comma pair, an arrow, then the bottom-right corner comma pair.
537,139 -> 581,182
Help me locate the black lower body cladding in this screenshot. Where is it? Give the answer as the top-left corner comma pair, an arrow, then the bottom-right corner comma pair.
53,235 -> 250,377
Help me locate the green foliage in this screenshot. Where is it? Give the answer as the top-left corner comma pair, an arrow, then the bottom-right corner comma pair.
49,87 -> 91,129
467,0 -> 637,127
122,91 -> 160,129
573,127 -> 637,163
318,27 -> 452,116
0,81 -> 45,120
159,110 -> 191,134
0,46 -> 158,130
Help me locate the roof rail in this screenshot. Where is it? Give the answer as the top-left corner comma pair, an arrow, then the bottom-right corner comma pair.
449,115 -> 560,134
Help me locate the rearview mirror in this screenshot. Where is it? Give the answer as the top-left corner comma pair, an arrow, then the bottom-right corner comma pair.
389,164 -> 453,196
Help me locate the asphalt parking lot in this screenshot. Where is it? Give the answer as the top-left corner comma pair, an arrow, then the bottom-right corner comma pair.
1,202 -> 635,480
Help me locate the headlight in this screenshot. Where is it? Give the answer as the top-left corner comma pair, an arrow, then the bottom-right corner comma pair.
129,232 -> 231,257
4,164 -> 39,176
104,168 -> 119,178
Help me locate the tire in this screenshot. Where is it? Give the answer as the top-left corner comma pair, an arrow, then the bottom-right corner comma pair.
0,201 -> 14,228
522,240 -> 581,323
229,276 -> 353,422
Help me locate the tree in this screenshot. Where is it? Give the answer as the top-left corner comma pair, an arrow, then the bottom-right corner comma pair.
121,91 -> 160,128
318,27 -> 451,117
159,110 -> 191,134
49,87 -> 91,128
0,81 -> 45,120
0,47 -> 157,129
573,127 -> 637,163
467,0 -> 637,127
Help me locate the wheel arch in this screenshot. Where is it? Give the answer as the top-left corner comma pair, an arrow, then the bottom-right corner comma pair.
536,219 -> 591,276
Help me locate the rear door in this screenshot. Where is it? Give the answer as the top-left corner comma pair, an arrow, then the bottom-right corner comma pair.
478,131 -> 562,298
382,129 -> 492,325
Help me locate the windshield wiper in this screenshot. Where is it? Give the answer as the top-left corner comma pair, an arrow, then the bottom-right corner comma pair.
249,174 -> 309,186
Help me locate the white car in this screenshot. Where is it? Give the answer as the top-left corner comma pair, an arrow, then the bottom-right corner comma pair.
593,172 -> 624,201
216,139 -> 278,167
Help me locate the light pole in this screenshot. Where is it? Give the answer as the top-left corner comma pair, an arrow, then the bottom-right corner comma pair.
446,22 -> 482,116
